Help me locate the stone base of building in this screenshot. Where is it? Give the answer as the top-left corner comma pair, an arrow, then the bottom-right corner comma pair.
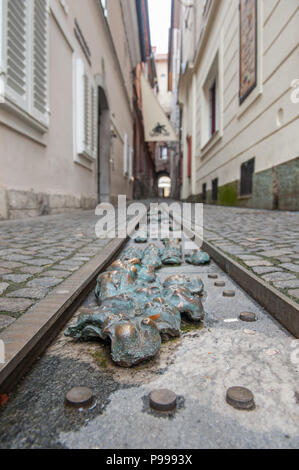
189,157 -> 299,211
0,189 -> 97,220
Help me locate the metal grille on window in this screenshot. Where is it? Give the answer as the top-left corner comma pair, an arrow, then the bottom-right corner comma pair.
240,158 -> 255,196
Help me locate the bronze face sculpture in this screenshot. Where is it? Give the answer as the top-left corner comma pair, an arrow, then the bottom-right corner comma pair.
65,239 -> 206,367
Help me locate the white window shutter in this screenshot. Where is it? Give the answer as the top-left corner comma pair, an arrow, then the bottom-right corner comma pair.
5,0 -> 28,109
76,57 -> 97,161
32,0 -> 49,125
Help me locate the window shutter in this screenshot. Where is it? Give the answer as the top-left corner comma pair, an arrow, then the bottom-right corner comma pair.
5,0 -> 28,107
32,0 -> 49,124
83,73 -> 91,151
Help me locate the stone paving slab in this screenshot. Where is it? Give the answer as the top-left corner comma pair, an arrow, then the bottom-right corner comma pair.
201,205 -> 299,305
0,211 -> 110,332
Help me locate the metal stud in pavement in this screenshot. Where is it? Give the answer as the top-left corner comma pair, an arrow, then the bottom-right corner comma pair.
223,290 -> 235,297
149,389 -> 177,412
65,387 -> 94,408
240,311 -> 257,322
226,386 -> 255,410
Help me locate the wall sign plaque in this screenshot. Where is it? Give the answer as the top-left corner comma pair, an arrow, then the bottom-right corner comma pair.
239,0 -> 257,104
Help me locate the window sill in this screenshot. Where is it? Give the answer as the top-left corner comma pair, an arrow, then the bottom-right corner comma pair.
238,194 -> 252,200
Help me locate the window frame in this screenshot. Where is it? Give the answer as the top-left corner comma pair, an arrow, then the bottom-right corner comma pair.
0,0 -> 50,132
74,56 -> 98,168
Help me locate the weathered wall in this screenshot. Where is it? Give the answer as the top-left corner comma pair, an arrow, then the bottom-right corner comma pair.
193,157 -> 299,211
180,0 -> 299,210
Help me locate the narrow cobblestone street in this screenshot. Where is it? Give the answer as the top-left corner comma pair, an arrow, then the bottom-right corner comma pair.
202,205 -> 299,304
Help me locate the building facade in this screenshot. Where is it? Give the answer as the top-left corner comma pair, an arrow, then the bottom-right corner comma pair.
179,0 -> 299,210
0,0 -> 141,219
168,0 -> 182,199
133,0 -> 156,200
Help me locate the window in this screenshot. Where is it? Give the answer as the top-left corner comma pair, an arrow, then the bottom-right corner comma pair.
187,135 -> 192,178
101,0 -> 108,18
212,178 -> 218,201
240,158 -> 255,196
75,58 -> 98,162
0,0 -> 49,129
202,183 -> 207,202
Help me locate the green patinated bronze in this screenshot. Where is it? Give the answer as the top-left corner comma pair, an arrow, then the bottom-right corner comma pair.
65,238 -> 209,367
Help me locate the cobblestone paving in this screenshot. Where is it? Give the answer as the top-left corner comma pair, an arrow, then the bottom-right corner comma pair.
202,205 -> 299,304
0,211 -> 109,332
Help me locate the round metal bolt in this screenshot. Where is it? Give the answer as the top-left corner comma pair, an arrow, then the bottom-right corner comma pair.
208,274 -> 218,279
149,389 -> 177,412
240,311 -> 257,322
65,387 -> 94,408
223,290 -> 235,297
215,281 -> 225,287
226,386 -> 255,410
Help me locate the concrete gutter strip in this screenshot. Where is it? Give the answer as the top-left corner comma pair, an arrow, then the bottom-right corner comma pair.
0,212 -> 145,393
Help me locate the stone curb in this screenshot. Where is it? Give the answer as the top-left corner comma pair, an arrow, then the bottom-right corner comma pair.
165,206 -> 299,339
0,212 -> 145,393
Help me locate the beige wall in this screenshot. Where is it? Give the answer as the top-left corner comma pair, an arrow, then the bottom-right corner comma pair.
180,0 -> 299,203
0,0 -> 135,218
